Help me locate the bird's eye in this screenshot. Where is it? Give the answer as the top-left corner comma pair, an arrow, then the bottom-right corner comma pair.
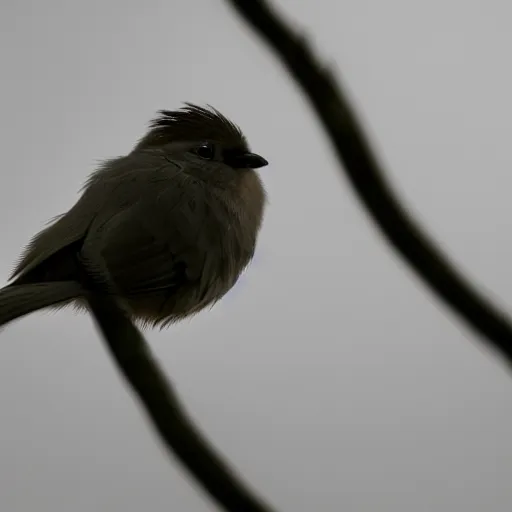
192,143 -> 215,160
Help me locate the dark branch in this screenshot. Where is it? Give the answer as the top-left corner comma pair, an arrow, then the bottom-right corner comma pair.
78,256 -> 276,512
225,0 -> 512,366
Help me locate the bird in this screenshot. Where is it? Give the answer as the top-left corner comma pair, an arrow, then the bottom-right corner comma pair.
0,103 -> 268,329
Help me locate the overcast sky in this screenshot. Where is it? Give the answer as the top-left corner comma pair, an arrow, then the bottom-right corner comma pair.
1,1 -> 512,511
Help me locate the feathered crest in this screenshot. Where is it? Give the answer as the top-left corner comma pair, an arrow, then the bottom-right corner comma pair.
136,103 -> 248,150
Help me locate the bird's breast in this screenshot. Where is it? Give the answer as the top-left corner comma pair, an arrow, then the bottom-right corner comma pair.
198,202 -> 257,297
179,184 -> 261,311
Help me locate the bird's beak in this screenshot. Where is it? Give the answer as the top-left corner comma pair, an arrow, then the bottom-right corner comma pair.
226,152 -> 269,169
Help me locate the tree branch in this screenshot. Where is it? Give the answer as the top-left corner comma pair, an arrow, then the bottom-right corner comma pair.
225,0 -> 512,366
79,262 -> 276,512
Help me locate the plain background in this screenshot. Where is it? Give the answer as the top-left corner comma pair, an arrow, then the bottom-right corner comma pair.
1,1 -> 512,510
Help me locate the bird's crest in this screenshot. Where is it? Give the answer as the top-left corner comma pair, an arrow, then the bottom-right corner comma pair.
136,103 -> 248,150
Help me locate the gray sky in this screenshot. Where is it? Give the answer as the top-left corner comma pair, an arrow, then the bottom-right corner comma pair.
1,0 -> 512,510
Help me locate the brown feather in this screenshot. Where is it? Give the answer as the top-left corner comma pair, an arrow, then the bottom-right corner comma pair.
135,103 -> 248,151
1,104 -> 267,329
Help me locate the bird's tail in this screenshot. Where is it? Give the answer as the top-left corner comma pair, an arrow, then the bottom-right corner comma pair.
0,281 -> 84,327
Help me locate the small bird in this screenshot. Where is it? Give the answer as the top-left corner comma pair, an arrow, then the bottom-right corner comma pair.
0,104 -> 268,328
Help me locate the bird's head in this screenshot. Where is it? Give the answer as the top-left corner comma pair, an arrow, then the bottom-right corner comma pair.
134,103 -> 268,172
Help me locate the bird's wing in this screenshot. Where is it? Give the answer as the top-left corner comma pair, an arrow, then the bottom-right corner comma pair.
11,208 -> 96,281
98,208 -> 188,295
94,174 -> 215,297
10,151 -> 185,282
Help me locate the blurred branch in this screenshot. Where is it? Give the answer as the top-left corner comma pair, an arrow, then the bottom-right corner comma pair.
225,0 -> 512,365
79,257 -> 276,512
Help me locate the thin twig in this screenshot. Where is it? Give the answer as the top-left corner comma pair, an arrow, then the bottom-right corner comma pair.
79,259 -> 276,512
225,0 -> 512,365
